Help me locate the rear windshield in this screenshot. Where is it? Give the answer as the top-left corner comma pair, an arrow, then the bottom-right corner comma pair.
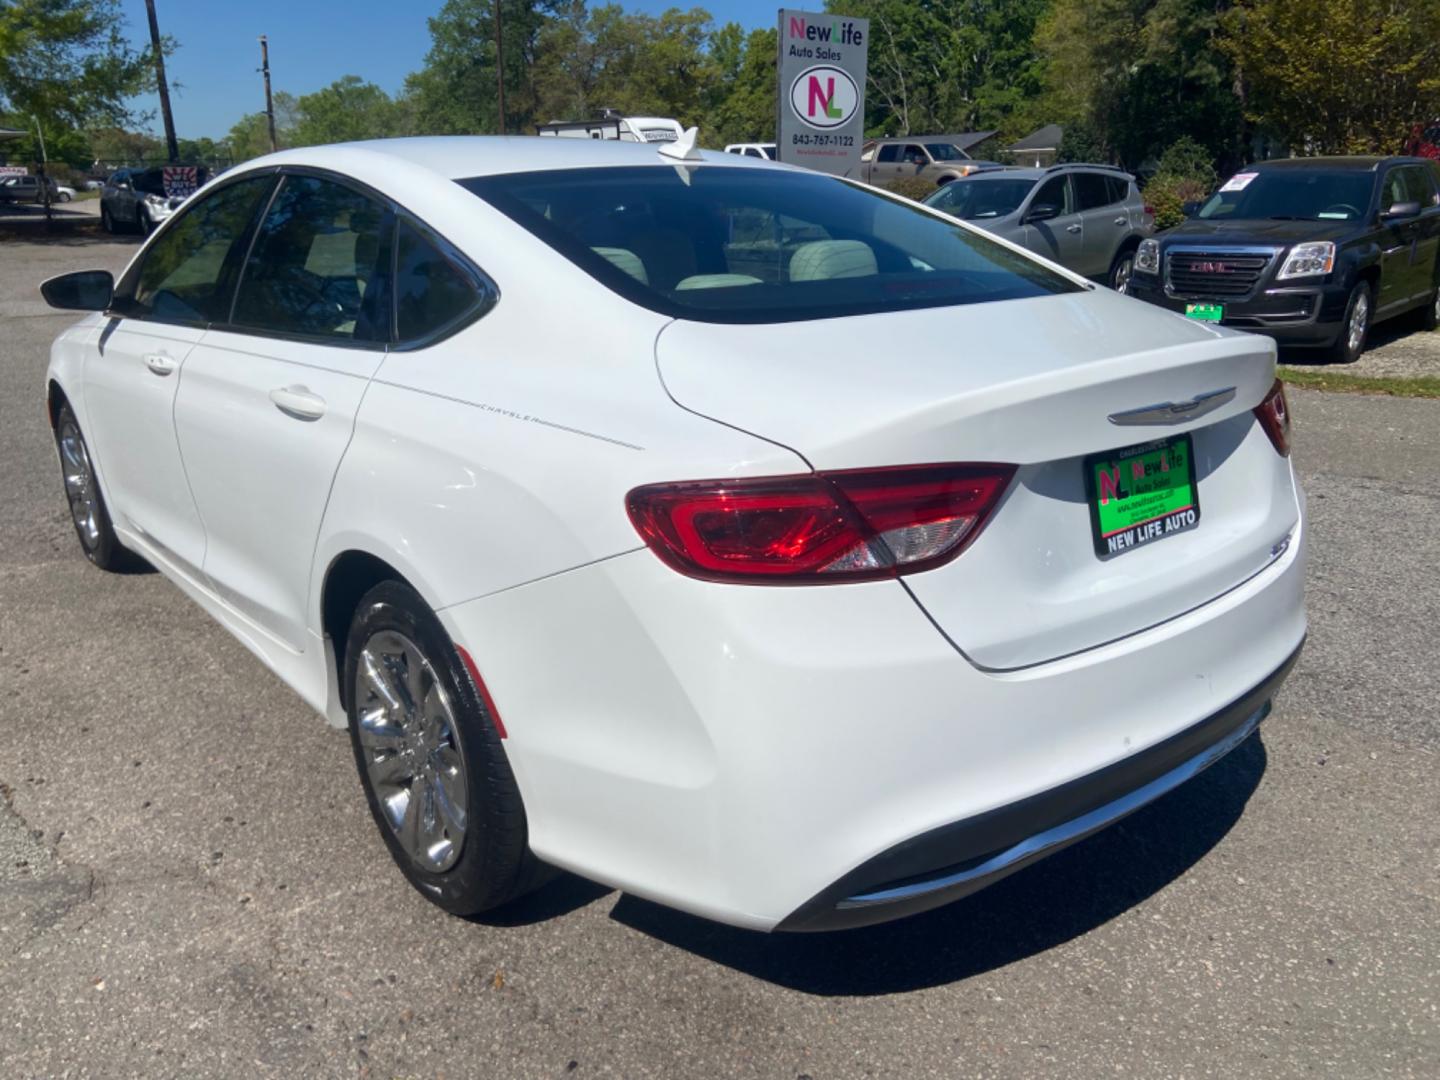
1199,170 -> 1375,221
459,166 -> 1080,324
926,178 -> 1035,220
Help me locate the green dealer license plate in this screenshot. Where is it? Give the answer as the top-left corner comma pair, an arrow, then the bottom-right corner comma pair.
1084,435 -> 1200,558
1185,302 -> 1224,322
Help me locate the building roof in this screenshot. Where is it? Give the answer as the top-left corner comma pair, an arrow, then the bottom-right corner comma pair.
0,126 -> 27,142
1008,124 -> 1063,152
943,131 -> 1000,152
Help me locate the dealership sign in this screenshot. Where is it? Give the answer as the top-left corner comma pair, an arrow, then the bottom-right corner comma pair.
776,10 -> 869,176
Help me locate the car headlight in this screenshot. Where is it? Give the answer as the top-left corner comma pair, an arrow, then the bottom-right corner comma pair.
1277,241 -> 1335,280
1135,239 -> 1160,275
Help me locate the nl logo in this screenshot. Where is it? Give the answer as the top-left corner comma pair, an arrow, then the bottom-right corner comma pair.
789,64 -> 860,129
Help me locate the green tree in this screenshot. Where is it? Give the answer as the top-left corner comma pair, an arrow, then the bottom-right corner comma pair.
224,91 -> 298,161
0,0 -> 152,128
405,0 -> 548,135
292,76 -> 398,146
1223,0 -> 1440,154
700,24 -> 776,145
823,0 -> 1049,137
1036,0 -> 1243,169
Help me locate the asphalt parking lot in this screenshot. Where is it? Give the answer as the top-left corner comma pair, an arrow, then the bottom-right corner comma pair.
2,226 -> 1437,1079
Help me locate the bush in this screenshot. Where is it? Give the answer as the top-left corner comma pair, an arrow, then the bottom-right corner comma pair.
1144,173 -> 1213,231
1144,137 -> 1221,231
884,176 -> 940,202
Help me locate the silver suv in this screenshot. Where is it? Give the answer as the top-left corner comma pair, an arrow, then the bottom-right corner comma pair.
924,165 -> 1153,291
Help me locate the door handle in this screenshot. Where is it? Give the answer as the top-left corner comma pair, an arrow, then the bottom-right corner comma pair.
1114,216 -> 1128,226
269,385 -> 327,422
1066,223 -> 1082,234
144,353 -> 176,377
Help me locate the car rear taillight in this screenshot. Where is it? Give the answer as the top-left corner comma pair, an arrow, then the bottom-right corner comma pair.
1254,378 -> 1291,456
626,464 -> 1015,584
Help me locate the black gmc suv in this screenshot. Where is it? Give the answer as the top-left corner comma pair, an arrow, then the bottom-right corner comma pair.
1128,157 -> 1440,362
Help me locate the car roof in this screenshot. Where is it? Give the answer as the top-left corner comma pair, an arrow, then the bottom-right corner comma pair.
1250,156 -> 1427,172
251,136 -> 779,180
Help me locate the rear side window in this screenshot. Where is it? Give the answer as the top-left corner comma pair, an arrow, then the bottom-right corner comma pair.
877,144 -> 901,163
127,174 -> 274,325
1105,175 -> 1130,204
393,218 -> 494,344
1072,172 -> 1116,211
230,175 -> 392,344
461,166 -> 1080,324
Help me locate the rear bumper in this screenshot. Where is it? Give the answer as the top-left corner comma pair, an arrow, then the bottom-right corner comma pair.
777,641 -> 1299,931
440,483 -> 1306,931
1129,275 -> 1348,344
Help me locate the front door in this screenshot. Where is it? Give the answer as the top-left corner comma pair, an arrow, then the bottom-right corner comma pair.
83,172 -> 277,573
174,173 -> 393,650
1022,175 -> 1083,269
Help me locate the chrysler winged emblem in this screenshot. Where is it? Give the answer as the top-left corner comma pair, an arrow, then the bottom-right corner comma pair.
1108,387 -> 1236,426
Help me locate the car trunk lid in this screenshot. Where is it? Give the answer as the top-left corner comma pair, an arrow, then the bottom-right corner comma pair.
655,289 -> 1300,668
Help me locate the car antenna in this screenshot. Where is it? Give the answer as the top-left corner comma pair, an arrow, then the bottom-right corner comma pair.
659,127 -> 702,163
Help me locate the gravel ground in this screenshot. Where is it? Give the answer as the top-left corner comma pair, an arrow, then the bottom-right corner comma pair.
1279,303 -> 1440,379
1,230 -> 1437,1079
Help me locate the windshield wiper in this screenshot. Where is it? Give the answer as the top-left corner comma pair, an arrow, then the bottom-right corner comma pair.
1267,215 -> 1302,220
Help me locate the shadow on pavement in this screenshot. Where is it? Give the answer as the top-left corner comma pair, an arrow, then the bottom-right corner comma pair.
608,733 -> 1268,995
1278,313 -> 1426,366
472,871 -> 615,928
0,206 -> 138,247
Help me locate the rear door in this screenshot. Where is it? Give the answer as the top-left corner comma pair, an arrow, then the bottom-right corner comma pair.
1021,174 -> 1083,269
84,172 -> 275,574
173,172 -> 394,649
1074,171 -> 1130,276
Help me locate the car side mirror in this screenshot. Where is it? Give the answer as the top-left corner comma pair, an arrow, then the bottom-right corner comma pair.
1025,203 -> 1061,224
40,269 -> 114,312
1181,200 -> 1202,218
1381,200 -> 1421,221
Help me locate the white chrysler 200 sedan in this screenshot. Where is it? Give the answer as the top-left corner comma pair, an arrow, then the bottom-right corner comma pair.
40,137 -> 1305,932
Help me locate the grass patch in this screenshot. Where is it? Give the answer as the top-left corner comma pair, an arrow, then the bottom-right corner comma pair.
1278,366 -> 1440,399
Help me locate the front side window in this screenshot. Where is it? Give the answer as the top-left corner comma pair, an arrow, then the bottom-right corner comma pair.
231,174 -> 391,343
394,218 -> 492,344
903,145 -> 929,165
1199,169 -> 1375,221
927,178 -> 1034,220
126,174 -> 274,325
461,166 -> 1079,324
1386,165 -> 1435,208
1030,176 -> 1073,216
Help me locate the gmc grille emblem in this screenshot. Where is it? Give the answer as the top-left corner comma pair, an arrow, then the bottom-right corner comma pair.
1194,261 -> 1230,273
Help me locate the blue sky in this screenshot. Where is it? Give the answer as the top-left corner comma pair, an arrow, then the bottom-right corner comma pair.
122,0 -> 799,139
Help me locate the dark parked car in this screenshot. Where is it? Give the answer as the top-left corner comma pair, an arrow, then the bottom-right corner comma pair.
1128,156 -> 1440,362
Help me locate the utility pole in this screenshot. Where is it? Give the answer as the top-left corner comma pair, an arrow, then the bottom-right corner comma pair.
493,0 -> 506,134
144,0 -> 179,163
34,116 -> 51,227
259,35 -> 278,153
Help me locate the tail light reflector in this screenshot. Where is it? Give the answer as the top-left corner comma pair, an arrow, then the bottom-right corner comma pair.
1254,378 -> 1291,456
626,464 -> 1015,585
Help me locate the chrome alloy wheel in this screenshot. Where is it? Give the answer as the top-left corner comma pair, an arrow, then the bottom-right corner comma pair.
1348,290 -> 1369,353
354,631 -> 469,873
58,418 -> 101,549
1112,255 -> 1134,295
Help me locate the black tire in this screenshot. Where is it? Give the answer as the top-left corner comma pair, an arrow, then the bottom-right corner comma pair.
1419,285 -> 1439,332
53,403 -> 133,571
1109,246 -> 1138,294
1324,281 -> 1371,364
343,580 -> 548,916
137,208 -> 152,236
100,205 -> 113,233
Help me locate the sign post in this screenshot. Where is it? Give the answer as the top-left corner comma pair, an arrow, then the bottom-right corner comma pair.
776,9 -> 869,176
